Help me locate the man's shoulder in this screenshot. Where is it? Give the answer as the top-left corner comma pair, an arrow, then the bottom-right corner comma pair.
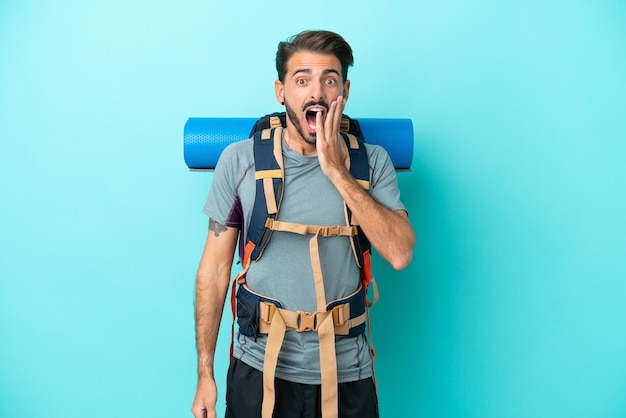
212,138 -> 255,184
223,137 -> 253,155
363,143 -> 392,167
217,137 -> 254,165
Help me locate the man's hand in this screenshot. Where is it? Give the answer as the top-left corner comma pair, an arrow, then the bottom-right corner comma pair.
316,96 -> 348,178
191,376 -> 218,418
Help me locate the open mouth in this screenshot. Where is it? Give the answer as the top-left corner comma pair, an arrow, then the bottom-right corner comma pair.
305,107 -> 326,133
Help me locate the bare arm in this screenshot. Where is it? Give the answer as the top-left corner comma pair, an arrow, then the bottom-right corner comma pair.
191,219 -> 239,418
316,98 -> 415,270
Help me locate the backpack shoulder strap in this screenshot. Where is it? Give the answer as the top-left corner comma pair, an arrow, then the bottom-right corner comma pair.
342,132 -> 372,268
342,133 -> 377,305
244,124 -> 284,263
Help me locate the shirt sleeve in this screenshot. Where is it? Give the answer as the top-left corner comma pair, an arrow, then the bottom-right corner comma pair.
202,142 -> 245,229
366,144 -> 408,214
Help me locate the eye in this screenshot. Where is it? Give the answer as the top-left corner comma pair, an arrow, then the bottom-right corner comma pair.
296,78 -> 307,86
324,78 -> 337,86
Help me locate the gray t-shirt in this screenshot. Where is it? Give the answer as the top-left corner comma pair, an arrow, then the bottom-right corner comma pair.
203,134 -> 406,384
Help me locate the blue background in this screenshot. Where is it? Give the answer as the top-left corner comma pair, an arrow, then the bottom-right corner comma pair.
1,1 -> 625,417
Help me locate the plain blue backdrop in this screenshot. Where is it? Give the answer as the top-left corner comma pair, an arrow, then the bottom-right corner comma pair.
1,1 -> 625,417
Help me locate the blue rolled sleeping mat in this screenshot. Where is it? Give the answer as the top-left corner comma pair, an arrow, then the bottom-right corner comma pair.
183,117 -> 414,171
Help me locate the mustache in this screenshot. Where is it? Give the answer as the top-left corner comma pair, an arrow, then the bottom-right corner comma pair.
302,100 -> 329,112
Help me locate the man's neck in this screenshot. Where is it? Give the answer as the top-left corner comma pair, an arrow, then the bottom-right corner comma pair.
284,125 -> 317,157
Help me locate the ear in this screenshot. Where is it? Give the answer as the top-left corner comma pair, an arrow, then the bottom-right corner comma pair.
342,79 -> 351,102
275,80 -> 285,105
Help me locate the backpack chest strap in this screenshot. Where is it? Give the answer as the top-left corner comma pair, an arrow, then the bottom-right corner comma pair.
265,219 -> 358,238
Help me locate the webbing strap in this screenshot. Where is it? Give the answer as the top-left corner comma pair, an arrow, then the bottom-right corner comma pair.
310,233 -> 327,310
255,169 -> 282,180
258,304 -> 367,335
265,219 -> 357,238
270,116 -> 282,129
261,309 -> 338,418
346,133 -> 359,150
263,178 -> 278,215
318,313 -> 338,418
258,128 -> 284,218
273,127 -> 284,171
260,232 -> 340,418
261,309 -> 287,418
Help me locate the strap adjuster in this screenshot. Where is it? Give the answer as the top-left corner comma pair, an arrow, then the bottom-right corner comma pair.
259,302 -> 277,323
331,304 -> 348,327
320,226 -> 345,237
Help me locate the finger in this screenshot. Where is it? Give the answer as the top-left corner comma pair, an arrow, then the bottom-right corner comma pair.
330,96 -> 344,139
335,96 -> 344,127
325,100 -> 338,138
316,109 -> 324,140
190,404 -> 206,418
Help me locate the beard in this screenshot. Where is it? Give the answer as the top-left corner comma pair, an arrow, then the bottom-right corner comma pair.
284,98 -> 329,145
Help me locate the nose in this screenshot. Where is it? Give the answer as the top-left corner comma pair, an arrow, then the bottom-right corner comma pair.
310,80 -> 324,101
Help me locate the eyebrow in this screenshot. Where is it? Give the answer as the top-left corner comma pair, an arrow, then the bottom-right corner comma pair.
292,68 -> 340,77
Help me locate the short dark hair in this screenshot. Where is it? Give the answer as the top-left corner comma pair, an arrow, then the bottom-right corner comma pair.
276,30 -> 354,82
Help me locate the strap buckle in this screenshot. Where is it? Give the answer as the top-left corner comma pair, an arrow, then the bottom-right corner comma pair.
320,226 -> 340,237
296,310 -> 317,332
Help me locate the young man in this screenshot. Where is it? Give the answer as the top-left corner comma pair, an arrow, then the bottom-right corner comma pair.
191,30 -> 415,418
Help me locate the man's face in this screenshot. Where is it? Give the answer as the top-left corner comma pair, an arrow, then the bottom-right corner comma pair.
275,51 -> 350,145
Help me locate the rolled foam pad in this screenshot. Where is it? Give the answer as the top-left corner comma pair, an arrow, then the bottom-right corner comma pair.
184,117 -> 414,170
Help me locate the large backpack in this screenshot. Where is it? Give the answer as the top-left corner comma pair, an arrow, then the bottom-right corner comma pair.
230,112 -> 379,418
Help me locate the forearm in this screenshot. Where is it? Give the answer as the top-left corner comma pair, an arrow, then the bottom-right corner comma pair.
191,222 -> 238,418
314,98 -> 415,268
327,167 -> 415,270
194,265 -> 231,379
